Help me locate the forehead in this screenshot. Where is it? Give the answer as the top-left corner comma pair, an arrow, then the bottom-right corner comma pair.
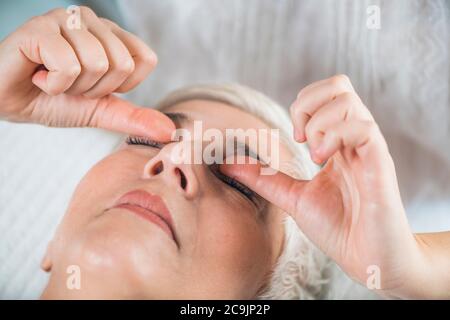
163,99 -> 272,131
162,99 -> 292,159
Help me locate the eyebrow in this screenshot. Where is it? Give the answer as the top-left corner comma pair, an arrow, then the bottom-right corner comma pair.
163,112 -> 262,162
163,112 -> 190,128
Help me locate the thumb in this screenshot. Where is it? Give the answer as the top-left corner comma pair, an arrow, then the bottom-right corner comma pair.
220,156 -> 308,216
90,95 -> 176,142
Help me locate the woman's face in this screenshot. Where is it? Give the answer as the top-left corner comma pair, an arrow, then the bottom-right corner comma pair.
42,99 -> 291,299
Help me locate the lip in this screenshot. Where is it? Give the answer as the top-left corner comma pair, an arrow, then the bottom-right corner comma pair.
111,190 -> 177,246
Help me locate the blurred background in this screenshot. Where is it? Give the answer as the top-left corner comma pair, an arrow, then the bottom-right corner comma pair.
0,0 -> 449,298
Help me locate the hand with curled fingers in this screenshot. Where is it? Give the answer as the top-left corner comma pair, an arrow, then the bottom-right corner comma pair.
221,75 -> 450,298
0,6 -> 174,140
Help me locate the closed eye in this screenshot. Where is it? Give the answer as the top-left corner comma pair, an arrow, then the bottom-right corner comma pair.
126,136 -> 165,149
210,164 -> 265,212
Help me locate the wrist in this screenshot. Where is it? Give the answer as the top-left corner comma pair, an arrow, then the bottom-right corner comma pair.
389,233 -> 450,299
412,232 -> 450,299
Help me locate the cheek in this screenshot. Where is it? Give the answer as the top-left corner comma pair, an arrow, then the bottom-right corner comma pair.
195,198 -> 272,279
72,151 -> 142,205
57,151 -> 145,242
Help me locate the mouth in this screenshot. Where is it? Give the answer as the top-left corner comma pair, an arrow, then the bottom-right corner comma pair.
111,190 -> 178,246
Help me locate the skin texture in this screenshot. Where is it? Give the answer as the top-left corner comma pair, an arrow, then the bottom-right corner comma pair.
221,75 -> 450,299
40,100 -> 288,299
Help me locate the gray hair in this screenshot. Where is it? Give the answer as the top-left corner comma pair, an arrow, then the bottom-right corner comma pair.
155,83 -> 329,299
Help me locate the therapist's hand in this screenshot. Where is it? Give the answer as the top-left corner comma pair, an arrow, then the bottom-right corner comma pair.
0,7 -> 174,141
221,75 -> 429,298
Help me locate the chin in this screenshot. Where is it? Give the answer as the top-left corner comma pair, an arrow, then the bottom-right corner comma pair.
51,211 -> 176,292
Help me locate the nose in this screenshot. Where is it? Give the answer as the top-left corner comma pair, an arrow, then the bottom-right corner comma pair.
142,143 -> 199,199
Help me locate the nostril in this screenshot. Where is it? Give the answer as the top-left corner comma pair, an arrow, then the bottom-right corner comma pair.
175,168 -> 187,190
151,161 -> 164,175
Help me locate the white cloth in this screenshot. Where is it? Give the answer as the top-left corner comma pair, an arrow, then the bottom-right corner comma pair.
0,0 -> 448,299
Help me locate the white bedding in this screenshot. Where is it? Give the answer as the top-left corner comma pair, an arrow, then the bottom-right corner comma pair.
0,0 -> 449,299
0,124 -> 120,299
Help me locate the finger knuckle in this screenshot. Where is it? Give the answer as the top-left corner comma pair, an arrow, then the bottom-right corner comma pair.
339,91 -> 354,101
141,49 -> 158,68
27,15 -> 47,26
45,8 -> 66,18
114,58 -> 135,75
336,73 -> 350,83
25,15 -> 53,31
325,127 -> 338,142
89,59 -> 109,75
363,120 -> 378,133
99,17 -> 118,29
296,87 -> 307,99
329,74 -> 351,88
80,6 -> 96,18
339,91 -> 359,106
63,63 -> 82,78
291,101 -> 308,120
46,86 -> 63,96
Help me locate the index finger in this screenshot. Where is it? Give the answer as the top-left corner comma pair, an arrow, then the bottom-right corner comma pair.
220,156 -> 308,215
90,95 -> 175,142
290,74 -> 354,142
100,18 -> 158,93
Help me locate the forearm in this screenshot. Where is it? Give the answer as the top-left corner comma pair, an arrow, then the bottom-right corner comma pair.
411,231 -> 450,299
